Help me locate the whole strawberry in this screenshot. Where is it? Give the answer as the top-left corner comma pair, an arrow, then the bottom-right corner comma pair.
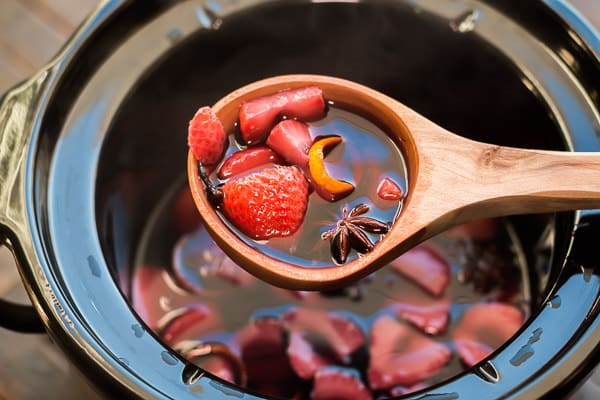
188,106 -> 227,165
222,166 -> 309,240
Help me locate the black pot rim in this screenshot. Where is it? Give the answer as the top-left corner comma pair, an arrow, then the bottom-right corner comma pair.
4,1 -> 600,399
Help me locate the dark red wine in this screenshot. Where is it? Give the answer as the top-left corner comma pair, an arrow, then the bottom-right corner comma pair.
132,182 -> 529,399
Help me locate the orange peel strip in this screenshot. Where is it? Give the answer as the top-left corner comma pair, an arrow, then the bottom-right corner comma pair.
308,135 -> 355,201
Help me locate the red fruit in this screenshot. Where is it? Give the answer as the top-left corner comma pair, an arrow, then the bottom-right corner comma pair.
389,245 -> 450,297
311,367 -> 372,400
453,302 -> 524,367
283,308 -> 365,362
188,106 -> 228,165
131,264 -> 166,330
235,318 -> 295,384
172,187 -> 201,235
266,120 -> 313,168
368,316 -> 451,389
159,304 -> 220,346
389,383 -> 428,397
387,284 -> 450,335
217,146 -> 283,180
239,85 -> 325,144
222,165 -> 309,240
282,85 -> 327,121
287,332 -> 331,380
377,177 -> 404,200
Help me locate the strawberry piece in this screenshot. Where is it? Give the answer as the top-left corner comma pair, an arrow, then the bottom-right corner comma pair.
239,86 -> 325,144
283,308 -> 365,363
217,146 -> 283,180
188,106 -> 228,165
235,318 -> 295,384
389,245 -> 450,297
311,367 -> 372,400
282,85 -> 327,121
159,304 -> 220,346
453,302 -> 524,367
171,187 -> 200,235
368,316 -> 451,389
266,120 -> 313,168
377,177 -> 404,200
222,165 -> 309,240
287,331 -> 332,380
386,284 -> 450,335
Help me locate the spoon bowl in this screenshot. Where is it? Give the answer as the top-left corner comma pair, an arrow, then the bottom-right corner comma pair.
188,74 -> 600,290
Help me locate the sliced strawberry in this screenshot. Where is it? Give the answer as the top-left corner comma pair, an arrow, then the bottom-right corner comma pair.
282,85 -> 326,121
239,86 -> 325,144
377,177 -> 404,200
266,120 -> 313,168
453,302 -> 524,367
159,303 -> 220,346
217,146 -> 283,180
368,316 -> 451,389
172,187 -> 200,235
287,331 -> 332,380
282,308 -> 365,362
389,245 -> 450,297
235,318 -> 295,384
387,284 -> 450,335
311,367 -> 372,400
188,106 -> 228,165
222,165 -> 309,240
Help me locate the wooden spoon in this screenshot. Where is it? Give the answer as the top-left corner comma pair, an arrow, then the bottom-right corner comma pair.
188,74 -> 600,290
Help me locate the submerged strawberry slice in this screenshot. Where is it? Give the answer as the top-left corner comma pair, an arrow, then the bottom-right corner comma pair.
266,120 -> 313,168
311,367 -> 372,400
188,106 -> 228,165
283,308 -> 365,363
368,316 -> 451,389
287,331 -> 332,380
239,85 -> 325,144
159,303 -> 220,346
389,245 -> 450,297
217,146 -> 283,180
235,318 -> 295,384
387,285 -> 450,335
222,165 -> 309,240
453,302 -> 524,367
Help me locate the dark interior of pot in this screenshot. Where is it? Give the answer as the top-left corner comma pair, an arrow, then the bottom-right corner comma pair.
93,1 -> 581,398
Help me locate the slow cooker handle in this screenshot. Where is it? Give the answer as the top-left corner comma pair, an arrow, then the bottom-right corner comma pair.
0,72 -> 51,334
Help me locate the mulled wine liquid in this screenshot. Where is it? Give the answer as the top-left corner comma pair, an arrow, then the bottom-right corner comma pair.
132,179 -> 529,399
213,105 -> 408,267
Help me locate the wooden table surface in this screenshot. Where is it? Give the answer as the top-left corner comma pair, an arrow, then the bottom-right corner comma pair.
0,1 -> 598,399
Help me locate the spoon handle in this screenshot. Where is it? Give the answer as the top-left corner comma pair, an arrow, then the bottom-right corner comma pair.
425,136 -> 600,222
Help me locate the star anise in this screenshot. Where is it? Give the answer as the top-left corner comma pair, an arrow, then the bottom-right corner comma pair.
322,203 -> 390,264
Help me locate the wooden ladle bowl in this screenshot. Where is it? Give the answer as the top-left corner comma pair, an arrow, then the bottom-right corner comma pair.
188,74 -> 600,290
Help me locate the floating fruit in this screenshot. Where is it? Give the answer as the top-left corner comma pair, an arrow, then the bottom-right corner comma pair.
266,119 -> 312,168
188,106 -> 228,165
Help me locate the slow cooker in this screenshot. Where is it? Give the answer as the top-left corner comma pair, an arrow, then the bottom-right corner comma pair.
0,0 -> 599,398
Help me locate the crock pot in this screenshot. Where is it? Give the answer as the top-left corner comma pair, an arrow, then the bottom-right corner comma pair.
1,0 -> 600,398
